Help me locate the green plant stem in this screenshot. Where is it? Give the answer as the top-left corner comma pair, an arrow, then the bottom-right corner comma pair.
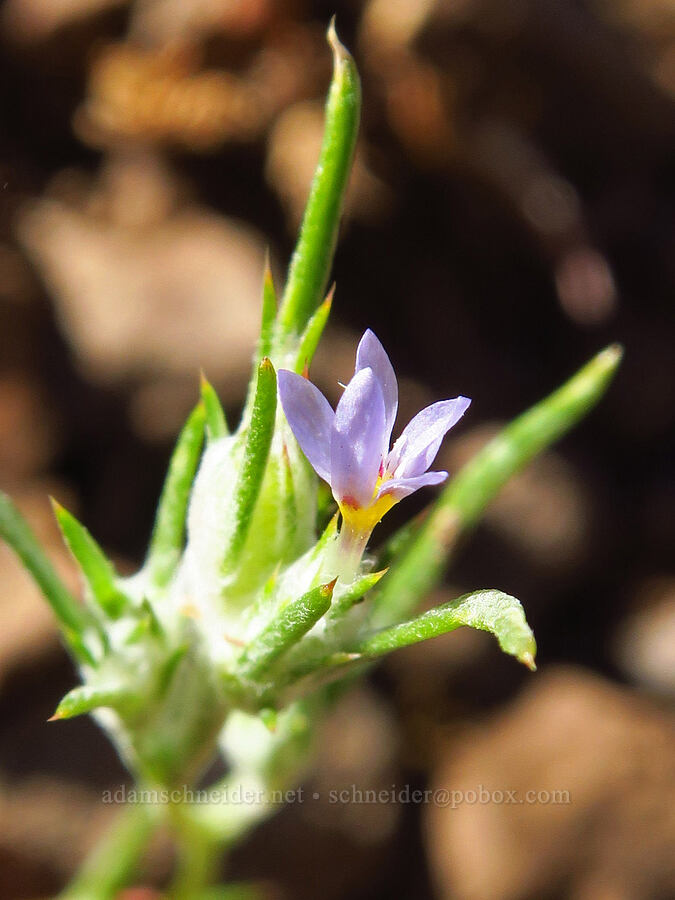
169,806 -> 224,900
58,803 -> 158,900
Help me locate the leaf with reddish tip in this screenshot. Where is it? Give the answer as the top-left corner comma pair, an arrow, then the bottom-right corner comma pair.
357,589 -> 536,669
50,684 -> 134,721
237,580 -> 336,679
294,286 -> 334,373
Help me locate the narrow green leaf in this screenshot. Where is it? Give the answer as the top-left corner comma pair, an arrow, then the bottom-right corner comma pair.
294,286 -> 334,373
52,500 -> 127,619
258,255 -> 277,361
237,580 -> 336,679
279,441 -> 298,555
145,402 -> 206,588
327,568 -> 388,621
0,491 -> 95,662
200,372 -> 228,441
357,590 -> 536,669
49,684 -> 134,720
222,359 -> 277,571
278,21 -> 361,337
372,344 -> 623,627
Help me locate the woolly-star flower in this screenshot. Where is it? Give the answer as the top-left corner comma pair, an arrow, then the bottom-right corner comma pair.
278,329 -> 470,573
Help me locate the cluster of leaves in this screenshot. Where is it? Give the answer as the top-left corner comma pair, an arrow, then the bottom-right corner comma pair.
0,23 -> 621,900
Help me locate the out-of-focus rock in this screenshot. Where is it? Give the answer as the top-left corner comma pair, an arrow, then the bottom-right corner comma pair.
129,0 -> 271,46
442,425 -> 590,570
426,666 -> 675,900
17,154 -> 264,389
0,773 -> 172,894
0,373 -> 56,479
594,0 -> 675,97
305,687 -> 401,844
0,775 -> 113,879
77,44 -> 262,151
613,577 -> 675,696
0,244 -> 37,307
128,376 -> 207,442
1,0 -> 125,43
555,245 -> 617,326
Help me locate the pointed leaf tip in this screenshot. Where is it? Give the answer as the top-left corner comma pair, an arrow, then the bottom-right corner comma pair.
237,581 -> 334,679
357,589 -> 536,668
50,684 -> 133,720
520,651 -> 537,672
200,371 -> 228,440
0,492 -> 96,656
601,342 -> 623,364
327,16 -> 351,65
145,401 -> 206,587
294,284 -> 334,373
278,15 -> 359,337
324,284 -> 336,309
52,500 -> 127,619
321,577 -> 338,599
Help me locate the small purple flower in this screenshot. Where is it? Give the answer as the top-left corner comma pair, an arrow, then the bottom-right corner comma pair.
278,329 -> 470,537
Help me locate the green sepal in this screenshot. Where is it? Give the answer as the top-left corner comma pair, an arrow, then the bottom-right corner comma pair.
328,568 -> 388,621
277,21 -> 361,338
222,359 -> 277,572
372,344 -> 623,627
357,589 -> 536,669
237,580 -> 336,680
0,491 -> 95,662
311,512 -> 339,559
200,373 -> 228,441
294,286 -> 334,373
278,441 -> 298,556
52,499 -> 128,619
50,684 -> 135,721
145,402 -> 206,589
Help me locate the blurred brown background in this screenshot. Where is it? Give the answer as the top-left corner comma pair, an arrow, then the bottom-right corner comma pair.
0,1 -> 674,898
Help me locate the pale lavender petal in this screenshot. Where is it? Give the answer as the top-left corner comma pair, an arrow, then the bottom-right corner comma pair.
331,367 -> 386,508
377,470 -> 448,501
355,329 -> 398,449
278,369 -> 334,483
387,396 -> 471,478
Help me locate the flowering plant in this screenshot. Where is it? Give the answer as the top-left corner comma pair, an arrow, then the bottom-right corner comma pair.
0,23 -> 620,899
